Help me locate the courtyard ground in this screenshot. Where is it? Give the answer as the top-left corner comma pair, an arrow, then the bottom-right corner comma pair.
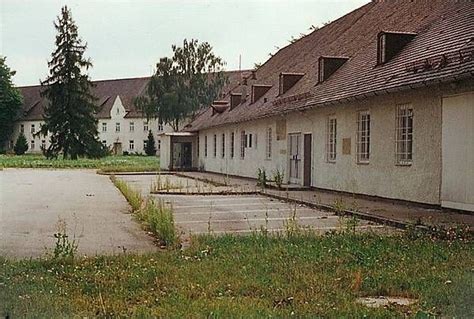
0,169 -> 156,258
116,174 -> 392,238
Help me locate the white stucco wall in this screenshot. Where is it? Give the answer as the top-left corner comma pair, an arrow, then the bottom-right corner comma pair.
197,87 -> 465,205
10,95 -> 174,155
441,92 -> 474,211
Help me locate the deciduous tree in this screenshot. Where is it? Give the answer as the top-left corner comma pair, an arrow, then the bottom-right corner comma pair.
136,39 -> 227,131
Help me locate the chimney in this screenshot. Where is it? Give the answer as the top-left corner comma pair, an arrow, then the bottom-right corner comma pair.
318,56 -> 349,83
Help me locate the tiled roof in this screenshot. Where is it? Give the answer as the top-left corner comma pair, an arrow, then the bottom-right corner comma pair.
18,70 -> 249,121
187,0 -> 474,131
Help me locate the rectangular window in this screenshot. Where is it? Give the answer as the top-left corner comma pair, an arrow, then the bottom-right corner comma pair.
197,136 -> 200,157
327,117 -> 337,162
248,133 -> 253,148
41,140 -> 46,149
204,135 -> 208,157
129,140 -> 134,150
20,124 -> 24,134
102,140 -> 107,147
240,131 -> 246,159
158,139 -> 161,150
395,104 -> 413,165
356,111 -> 371,163
158,122 -> 163,131
116,122 -> 120,132
266,127 -> 272,159
221,133 -> 225,158
130,122 -> 134,132
144,121 -> 148,132
31,140 -> 35,150
102,122 -> 107,132
213,134 -> 217,157
230,132 -> 235,158
31,124 -> 35,134
143,140 -> 147,150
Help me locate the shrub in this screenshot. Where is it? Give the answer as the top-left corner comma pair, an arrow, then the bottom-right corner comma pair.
145,130 -> 157,156
13,132 -> 28,155
52,218 -> 78,260
257,167 -> 267,188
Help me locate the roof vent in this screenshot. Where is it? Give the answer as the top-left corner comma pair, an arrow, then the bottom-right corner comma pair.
230,93 -> 242,109
377,31 -> 416,65
279,72 -> 305,95
318,56 -> 349,83
211,100 -> 229,115
251,84 -> 272,104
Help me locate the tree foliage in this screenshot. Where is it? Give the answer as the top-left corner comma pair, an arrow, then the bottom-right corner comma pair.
0,57 -> 23,152
145,130 -> 157,156
40,6 -> 105,159
14,132 -> 28,155
135,39 -> 227,131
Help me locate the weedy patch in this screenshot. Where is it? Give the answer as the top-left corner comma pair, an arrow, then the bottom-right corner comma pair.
112,176 -> 178,248
49,218 -> 78,260
1,232 -> 472,318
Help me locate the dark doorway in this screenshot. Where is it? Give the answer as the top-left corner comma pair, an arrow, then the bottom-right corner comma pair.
172,142 -> 193,170
303,134 -> 312,187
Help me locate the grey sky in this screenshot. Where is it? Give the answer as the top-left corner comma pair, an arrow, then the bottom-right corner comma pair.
1,0 -> 368,87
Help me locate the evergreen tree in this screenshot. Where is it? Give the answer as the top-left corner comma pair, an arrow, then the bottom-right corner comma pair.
0,57 -> 23,152
40,6 -> 105,159
145,130 -> 157,156
14,132 -> 28,155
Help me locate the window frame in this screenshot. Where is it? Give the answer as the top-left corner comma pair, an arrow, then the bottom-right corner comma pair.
129,140 -> 134,150
143,121 -> 149,132
115,122 -> 121,132
356,110 -> 371,164
213,134 -> 217,158
204,135 -> 208,157
265,127 -> 272,160
395,103 -> 414,166
240,130 -> 246,159
326,116 -> 337,163
230,132 -> 235,158
102,122 -> 107,132
221,133 -> 225,158
130,122 -> 134,132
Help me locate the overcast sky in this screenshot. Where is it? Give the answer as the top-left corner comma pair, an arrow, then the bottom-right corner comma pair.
1,0 -> 368,86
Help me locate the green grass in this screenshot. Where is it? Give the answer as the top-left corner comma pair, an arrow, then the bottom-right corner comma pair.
0,154 -> 160,172
1,233 -> 472,318
111,176 -> 178,247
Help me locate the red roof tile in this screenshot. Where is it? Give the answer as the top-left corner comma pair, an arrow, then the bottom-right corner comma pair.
187,0 -> 474,131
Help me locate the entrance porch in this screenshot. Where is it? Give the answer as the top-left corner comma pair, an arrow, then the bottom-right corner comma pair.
159,132 -> 198,171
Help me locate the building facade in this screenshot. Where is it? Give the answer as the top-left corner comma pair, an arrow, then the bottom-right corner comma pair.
161,0 -> 474,211
9,71 -> 247,156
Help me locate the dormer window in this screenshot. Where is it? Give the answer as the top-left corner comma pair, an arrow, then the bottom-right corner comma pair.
251,84 -> 272,104
318,56 -> 349,83
279,73 -> 305,95
211,101 -> 230,116
377,31 -> 416,65
230,93 -> 242,109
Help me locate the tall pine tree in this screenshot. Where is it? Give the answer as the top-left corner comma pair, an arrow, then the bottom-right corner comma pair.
0,57 -> 23,152
40,6 -> 104,159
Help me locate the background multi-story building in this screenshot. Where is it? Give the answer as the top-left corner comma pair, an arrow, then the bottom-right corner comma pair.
8,71 -> 247,155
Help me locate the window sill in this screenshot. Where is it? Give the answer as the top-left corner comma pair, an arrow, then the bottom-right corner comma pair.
326,160 -> 336,164
356,161 -> 370,165
396,162 -> 412,167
